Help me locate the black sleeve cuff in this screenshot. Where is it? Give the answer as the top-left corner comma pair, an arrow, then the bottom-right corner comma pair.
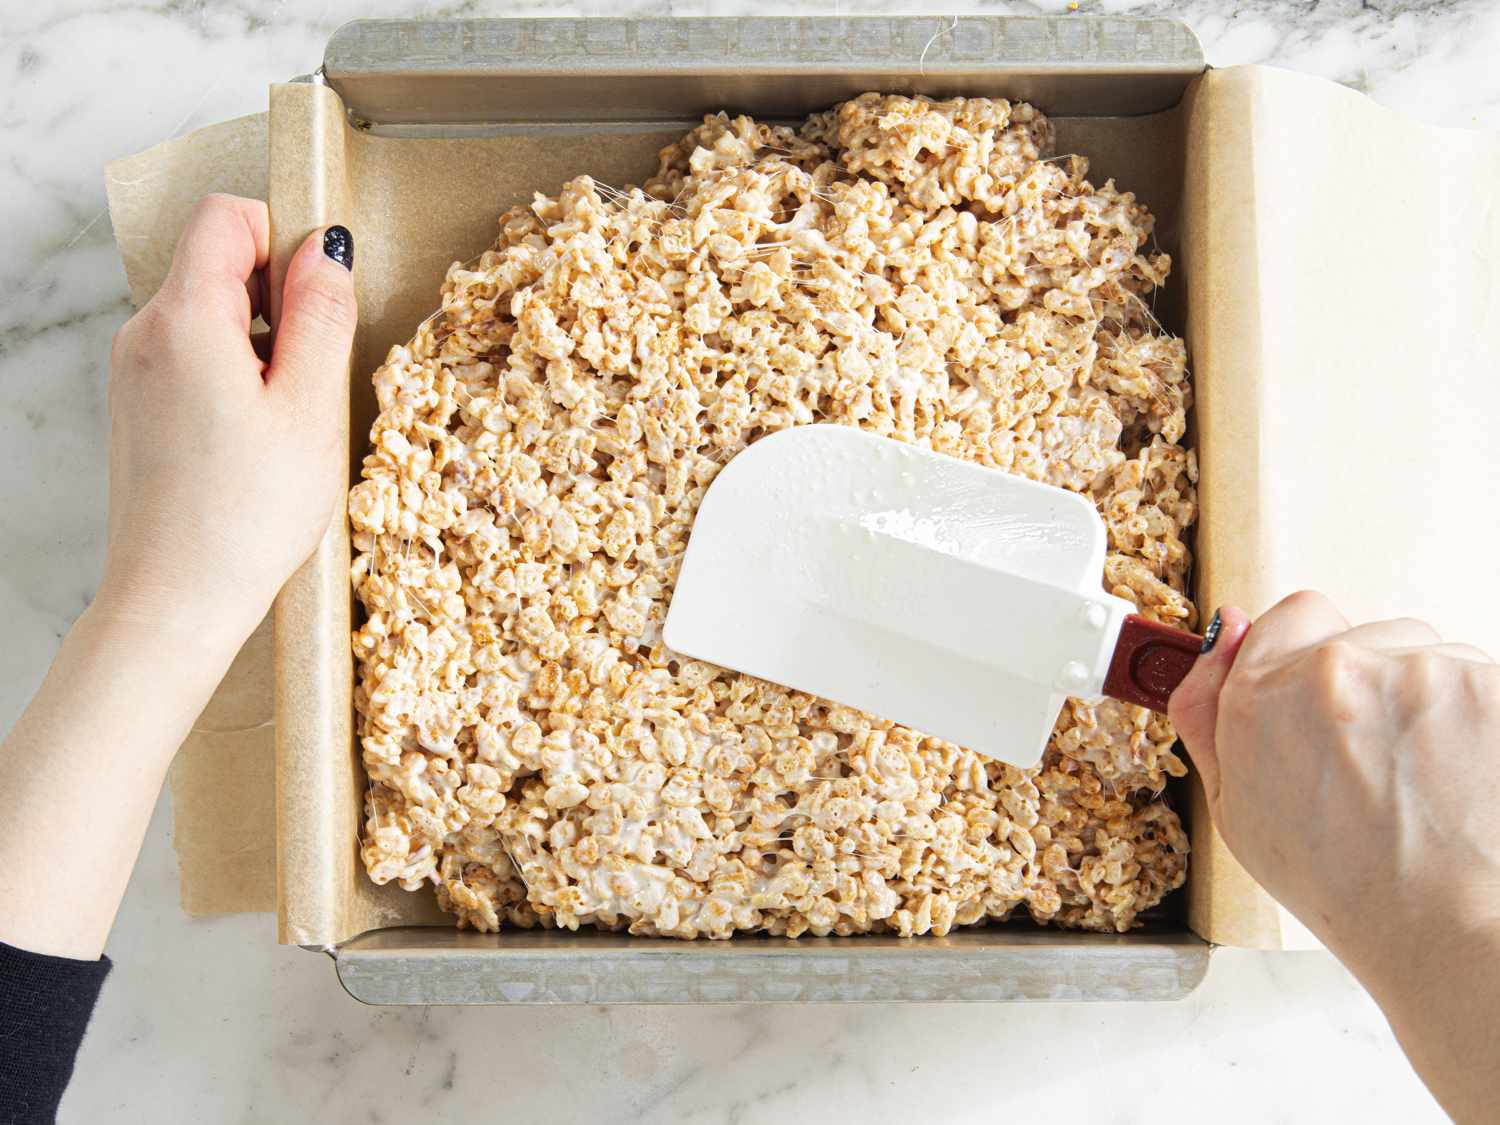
0,940 -> 111,1125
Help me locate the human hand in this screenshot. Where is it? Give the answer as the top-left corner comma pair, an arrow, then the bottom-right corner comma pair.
0,198 -> 354,961
1168,593 -> 1500,975
101,194 -> 356,647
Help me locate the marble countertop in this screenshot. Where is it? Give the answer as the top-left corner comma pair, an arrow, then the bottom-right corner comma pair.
3,1 -> 1493,1121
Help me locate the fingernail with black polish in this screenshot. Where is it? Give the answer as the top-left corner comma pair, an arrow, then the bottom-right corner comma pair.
1201,609 -> 1223,653
323,225 -> 354,271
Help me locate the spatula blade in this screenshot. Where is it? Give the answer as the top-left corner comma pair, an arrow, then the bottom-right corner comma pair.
662,426 -> 1130,767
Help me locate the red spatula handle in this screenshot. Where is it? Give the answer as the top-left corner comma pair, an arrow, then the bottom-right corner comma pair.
1101,613 -> 1201,712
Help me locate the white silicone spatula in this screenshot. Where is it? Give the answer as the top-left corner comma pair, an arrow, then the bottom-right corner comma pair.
662,425 -> 1202,768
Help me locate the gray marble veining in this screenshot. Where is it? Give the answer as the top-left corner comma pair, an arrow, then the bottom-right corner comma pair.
2,1 -> 1492,1121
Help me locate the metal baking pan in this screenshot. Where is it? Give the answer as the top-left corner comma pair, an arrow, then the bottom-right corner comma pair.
312,14 -> 1213,1004
334,925 -> 1208,1004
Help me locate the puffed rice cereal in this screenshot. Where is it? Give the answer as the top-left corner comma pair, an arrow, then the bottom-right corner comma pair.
350,93 -> 1194,939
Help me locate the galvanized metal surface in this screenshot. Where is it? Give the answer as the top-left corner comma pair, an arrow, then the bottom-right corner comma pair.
315,15 -> 1209,1004
322,16 -> 1205,129
335,926 -> 1211,1005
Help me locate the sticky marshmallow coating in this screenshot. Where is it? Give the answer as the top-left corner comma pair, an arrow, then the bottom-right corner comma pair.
350,94 -> 1193,939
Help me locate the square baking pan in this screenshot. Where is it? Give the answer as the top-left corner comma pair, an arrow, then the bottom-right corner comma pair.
270,14 -> 1264,1003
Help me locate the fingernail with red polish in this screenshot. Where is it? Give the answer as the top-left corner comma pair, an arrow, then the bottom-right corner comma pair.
324,225 -> 353,271
1201,609 -> 1222,653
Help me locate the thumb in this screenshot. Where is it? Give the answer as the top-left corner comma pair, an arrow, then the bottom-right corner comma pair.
267,225 -> 357,405
1167,605 -> 1253,811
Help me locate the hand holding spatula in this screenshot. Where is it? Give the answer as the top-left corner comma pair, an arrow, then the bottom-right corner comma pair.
665,425 -> 1207,768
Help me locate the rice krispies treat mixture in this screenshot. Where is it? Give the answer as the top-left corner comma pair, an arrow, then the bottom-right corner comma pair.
349,93 -> 1196,939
